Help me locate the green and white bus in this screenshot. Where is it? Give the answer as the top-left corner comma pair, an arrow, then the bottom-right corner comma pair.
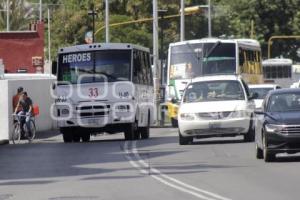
166,38 -> 263,127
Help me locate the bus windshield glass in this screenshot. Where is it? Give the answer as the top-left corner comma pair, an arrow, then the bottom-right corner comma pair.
58,50 -> 131,84
169,42 -> 236,80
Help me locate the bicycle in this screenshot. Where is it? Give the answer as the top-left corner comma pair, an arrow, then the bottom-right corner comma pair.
12,114 -> 36,144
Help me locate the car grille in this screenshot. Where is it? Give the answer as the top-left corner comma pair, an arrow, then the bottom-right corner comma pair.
197,112 -> 232,120
280,126 -> 300,135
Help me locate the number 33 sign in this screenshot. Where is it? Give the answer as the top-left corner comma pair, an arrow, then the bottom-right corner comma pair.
88,88 -> 99,97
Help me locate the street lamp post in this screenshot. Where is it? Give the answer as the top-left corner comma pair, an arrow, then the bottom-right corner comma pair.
88,5 -> 97,43
180,0 -> 185,41
105,0 -> 109,43
158,9 -> 167,126
6,0 -> 9,31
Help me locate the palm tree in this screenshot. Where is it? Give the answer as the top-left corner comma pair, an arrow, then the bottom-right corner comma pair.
0,0 -> 35,31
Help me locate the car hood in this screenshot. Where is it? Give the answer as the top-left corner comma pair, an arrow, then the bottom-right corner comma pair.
179,100 -> 248,113
268,112 -> 300,125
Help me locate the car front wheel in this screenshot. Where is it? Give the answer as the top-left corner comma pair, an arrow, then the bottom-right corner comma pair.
179,131 -> 192,145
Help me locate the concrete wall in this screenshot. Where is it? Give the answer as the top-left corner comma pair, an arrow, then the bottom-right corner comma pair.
0,76 -> 56,144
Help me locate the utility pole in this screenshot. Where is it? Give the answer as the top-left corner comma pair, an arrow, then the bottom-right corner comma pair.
6,0 -> 9,31
208,0 -> 212,37
159,9 -> 167,126
180,0 -> 185,41
153,0 -> 160,125
105,0 -> 109,43
88,5 -> 97,43
39,0 -> 42,21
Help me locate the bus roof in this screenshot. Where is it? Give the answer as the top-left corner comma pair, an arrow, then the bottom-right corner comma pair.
262,58 -> 293,66
58,43 -> 150,54
169,38 -> 260,49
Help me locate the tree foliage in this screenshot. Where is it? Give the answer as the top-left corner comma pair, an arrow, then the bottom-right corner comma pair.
1,0 -> 300,61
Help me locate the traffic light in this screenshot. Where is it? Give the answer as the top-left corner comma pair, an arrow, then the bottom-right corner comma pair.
184,6 -> 202,15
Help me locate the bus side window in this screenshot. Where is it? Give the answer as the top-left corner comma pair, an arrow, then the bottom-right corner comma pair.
143,51 -> 152,86
133,50 -> 141,84
239,48 -> 244,72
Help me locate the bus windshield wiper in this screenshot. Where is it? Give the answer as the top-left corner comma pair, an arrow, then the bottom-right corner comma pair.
97,72 -> 117,80
186,42 -> 202,61
205,41 -> 221,58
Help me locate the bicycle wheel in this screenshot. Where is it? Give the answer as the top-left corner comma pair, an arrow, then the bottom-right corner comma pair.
24,120 -> 36,142
12,123 -> 21,144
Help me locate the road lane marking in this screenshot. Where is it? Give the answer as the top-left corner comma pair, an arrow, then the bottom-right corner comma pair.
124,141 -> 231,200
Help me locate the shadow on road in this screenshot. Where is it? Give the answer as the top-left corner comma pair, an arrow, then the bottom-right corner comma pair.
275,155 -> 300,162
191,138 -> 246,145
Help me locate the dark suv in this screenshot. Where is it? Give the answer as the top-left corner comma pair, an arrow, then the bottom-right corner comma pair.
255,88 -> 300,162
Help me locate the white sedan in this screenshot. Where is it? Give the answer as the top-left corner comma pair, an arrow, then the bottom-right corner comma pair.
178,75 -> 256,145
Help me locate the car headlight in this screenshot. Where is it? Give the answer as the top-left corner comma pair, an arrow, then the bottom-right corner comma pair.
229,110 -> 244,118
265,124 -> 284,133
180,113 -> 196,121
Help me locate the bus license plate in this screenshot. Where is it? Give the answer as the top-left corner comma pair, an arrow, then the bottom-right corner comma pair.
209,122 -> 221,129
87,119 -> 99,124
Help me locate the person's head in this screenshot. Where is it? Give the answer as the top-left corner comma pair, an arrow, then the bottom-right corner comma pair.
17,87 -> 23,94
22,92 -> 28,100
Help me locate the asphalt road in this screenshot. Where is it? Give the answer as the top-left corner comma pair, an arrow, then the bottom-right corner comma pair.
1,128 -> 300,200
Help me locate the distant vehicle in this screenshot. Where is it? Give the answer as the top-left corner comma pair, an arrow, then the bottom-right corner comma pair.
178,75 -> 257,145
255,88 -> 300,162
249,84 -> 281,109
166,38 -> 262,127
54,43 -> 155,143
262,58 -> 300,88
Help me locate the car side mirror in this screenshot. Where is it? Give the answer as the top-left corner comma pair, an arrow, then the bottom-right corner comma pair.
249,92 -> 258,100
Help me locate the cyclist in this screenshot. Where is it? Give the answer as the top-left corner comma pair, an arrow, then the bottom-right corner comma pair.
14,92 -> 34,138
12,87 -> 23,113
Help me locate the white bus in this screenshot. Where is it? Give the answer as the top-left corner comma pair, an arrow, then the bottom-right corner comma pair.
262,58 -> 300,88
166,38 -> 262,127
54,43 -> 155,143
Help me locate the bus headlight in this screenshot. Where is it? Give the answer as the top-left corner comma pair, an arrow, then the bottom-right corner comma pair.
180,113 -> 196,121
61,108 -> 70,115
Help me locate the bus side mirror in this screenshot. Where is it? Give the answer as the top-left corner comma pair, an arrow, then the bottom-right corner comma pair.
52,83 -> 56,90
51,61 -> 57,75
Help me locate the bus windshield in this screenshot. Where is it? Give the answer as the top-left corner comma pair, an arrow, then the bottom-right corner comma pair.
169,42 -> 236,80
58,50 -> 131,84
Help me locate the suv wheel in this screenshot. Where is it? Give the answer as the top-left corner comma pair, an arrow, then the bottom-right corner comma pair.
263,135 -> 275,162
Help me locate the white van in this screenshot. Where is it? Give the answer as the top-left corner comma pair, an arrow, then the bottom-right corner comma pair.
178,75 -> 257,145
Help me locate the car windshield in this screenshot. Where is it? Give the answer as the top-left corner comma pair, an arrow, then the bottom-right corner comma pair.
183,80 -> 245,103
249,87 -> 273,99
58,50 -> 131,84
268,92 -> 300,112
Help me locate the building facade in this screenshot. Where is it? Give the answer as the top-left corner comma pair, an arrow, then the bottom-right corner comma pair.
0,22 -> 44,73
